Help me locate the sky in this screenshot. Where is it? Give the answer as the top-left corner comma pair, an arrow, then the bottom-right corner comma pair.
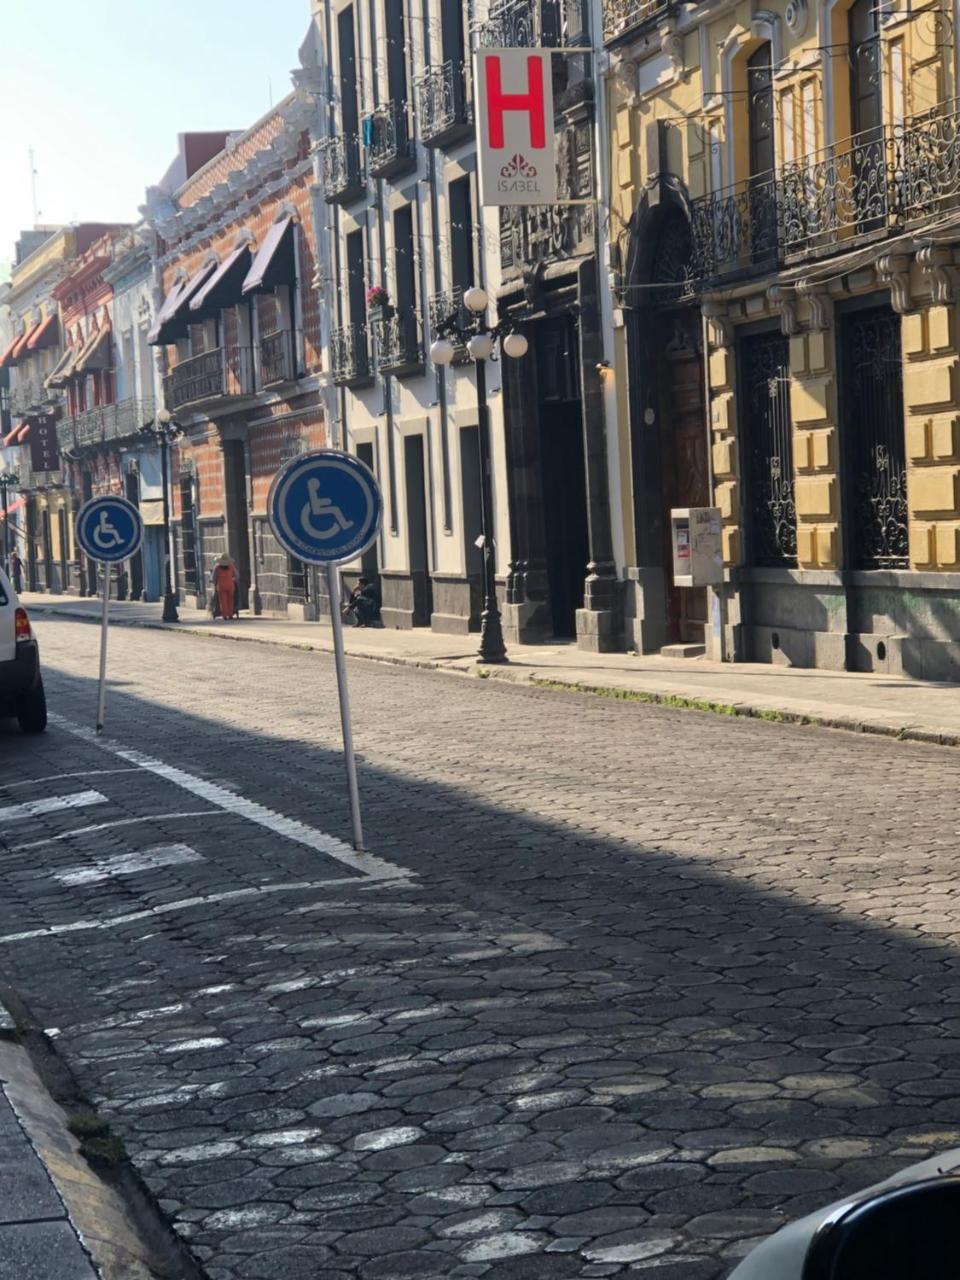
0,1 -> 315,277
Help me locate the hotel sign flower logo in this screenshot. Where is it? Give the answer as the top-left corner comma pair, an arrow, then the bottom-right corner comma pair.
476,48 -> 556,207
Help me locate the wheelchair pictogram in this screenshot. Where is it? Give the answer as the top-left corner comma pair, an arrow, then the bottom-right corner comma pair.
92,510 -> 122,551
300,478 -> 355,541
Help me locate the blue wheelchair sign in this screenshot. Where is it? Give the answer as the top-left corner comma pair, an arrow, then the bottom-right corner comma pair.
76,496 -> 144,564
268,450 -> 382,566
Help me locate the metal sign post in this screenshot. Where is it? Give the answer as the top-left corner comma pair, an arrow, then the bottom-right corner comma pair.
75,496 -> 144,736
268,450 -> 383,852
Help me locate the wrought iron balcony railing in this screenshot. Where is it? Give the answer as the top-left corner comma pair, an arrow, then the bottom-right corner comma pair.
428,288 -> 470,361
689,171 -> 781,282
415,62 -> 471,147
372,312 -> 423,376
896,96 -> 960,222
57,397 -> 158,452
259,329 -> 299,387
365,102 -> 415,180
780,130 -> 892,256
319,135 -> 364,204
164,347 -> 254,412
687,102 -> 960,283
601,0 -> 670,42
479,0 -> 587,47
10,380 -> 58,417
330,324 -> 372,385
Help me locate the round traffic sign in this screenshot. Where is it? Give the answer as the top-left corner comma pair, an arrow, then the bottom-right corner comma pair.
268,450 -> 382,566
76,496 -> 144,564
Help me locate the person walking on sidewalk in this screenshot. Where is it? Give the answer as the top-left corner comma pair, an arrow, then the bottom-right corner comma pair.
9,550 -> 23,595
213,554 -> 238,621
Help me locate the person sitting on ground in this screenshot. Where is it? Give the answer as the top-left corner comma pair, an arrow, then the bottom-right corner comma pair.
345,577 -> 380,627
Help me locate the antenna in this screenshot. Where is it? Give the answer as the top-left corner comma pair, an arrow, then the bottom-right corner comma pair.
28,147 -> 40,222
268,77 -> 273,108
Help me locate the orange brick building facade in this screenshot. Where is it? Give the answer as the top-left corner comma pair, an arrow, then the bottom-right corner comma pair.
146,93 -> 327,615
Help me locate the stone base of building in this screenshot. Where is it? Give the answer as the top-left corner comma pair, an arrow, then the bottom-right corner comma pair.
430,575 -> 480,635
576,606 -> 623,653
622,567 -> 669,654
501,596 -> 553,646
736,567 -> 960,683
287,601 -> 318,622
380,570 -> 432,630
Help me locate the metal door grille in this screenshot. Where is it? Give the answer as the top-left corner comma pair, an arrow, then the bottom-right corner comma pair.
739,331 -> 797,566
840,307 -> 908,569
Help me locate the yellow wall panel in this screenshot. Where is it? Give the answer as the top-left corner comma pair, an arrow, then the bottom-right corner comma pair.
910,467 -> 959,514
791,379 -> 830,424
795,475 -> 836,518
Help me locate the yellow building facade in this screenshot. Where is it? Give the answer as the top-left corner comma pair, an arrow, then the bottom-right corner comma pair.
605,0 -> 960,678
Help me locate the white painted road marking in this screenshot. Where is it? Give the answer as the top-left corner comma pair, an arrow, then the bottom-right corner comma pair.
0,874 -> 412,944
10,813 -> 215,854
0,791 -> 107,823
0,770 -> 141,793
54,843 -> 204,887
52,714 -> 413,883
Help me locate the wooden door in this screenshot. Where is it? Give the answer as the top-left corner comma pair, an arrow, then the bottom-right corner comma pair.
658,312 -> 709,644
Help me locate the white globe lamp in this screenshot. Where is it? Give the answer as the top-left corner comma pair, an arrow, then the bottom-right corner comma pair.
467,332 -> 495,361
502,331 -> 529,360
463,286 -> 488,314
430,338 -> 455,366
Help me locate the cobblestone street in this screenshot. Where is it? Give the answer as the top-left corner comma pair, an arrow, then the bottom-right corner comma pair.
3,616 -> 960,1279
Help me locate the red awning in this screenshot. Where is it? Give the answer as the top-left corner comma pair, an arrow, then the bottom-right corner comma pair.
14,424 -> 31,443
27,312 -> 59,352
189,246 -> 251,318
148,262 -> 218,345
0,336 -> 20,370
242,217 -> 294,295
10,323 -> 41,363
1,426 -> 21,447
73,323 -> 112,375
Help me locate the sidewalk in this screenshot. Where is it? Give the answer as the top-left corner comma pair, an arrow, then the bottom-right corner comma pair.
23,590 -> 960,746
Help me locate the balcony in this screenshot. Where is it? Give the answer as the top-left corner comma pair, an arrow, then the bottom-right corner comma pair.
415,62 -> 471,148
479,0 -> 536,45
57,397 -> 158,454
689,172 -> 781,283
685,100 -> 960,286
319,136 -> 364,204
330,324 -> 372,386
372,312 -> 423,376
164,347 -> 253,412
10,380 -> 58,418
428,288 -> 470,361
259,329 -> 299,387
601,0 -> 671,43
365,102 -> 415,180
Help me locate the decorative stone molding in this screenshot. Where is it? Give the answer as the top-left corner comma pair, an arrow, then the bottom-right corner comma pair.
784,0 -> 808,36
917,244 -> 956,305
767,285 -> 799,336
877,252 -> 913,313
659,18 -> 684,74
610,55 -> 639,107
795,278 -> 833,331
702,299 -> 732,347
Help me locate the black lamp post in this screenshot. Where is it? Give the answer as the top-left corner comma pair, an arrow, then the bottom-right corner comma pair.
0,471 -> 17,574
430,286 -> 528,665
141,410 -> 181,622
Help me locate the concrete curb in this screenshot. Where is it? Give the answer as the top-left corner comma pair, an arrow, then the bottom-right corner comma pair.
29,602 -> 960,750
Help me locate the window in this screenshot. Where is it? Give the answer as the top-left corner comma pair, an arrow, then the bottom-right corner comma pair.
747,43 -> 774,178
384,0 -> 407,104
338,6 -> 359,141
781,87 -> 796,166
800,80 -> 817,157
346,230 -> 366,329
449,176 -> 473,295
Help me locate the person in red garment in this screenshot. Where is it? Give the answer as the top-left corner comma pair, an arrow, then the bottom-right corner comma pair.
213,554 -> 238,621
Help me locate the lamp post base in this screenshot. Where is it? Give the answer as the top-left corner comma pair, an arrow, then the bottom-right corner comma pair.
477,603 -> 508,664
161,593 -> 180,623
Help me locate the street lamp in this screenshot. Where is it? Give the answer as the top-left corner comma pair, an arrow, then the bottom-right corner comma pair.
141,409 -> 181,622
429,285 -> 527,665
0,471 -> 18,574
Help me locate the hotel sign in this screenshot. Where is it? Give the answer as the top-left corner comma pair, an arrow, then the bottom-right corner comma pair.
476,48 -> 556,207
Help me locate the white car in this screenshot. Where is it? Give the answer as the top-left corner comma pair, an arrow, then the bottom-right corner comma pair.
0,567 -> 46,733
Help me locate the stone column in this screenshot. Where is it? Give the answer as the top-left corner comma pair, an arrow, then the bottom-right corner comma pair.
575,256 -> 622,652
703,299 -> 743,660
904,247 -> 960,574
